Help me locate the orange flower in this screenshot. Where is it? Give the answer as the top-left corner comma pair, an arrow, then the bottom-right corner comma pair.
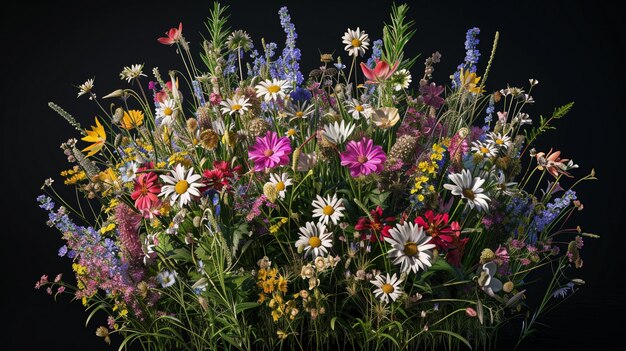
535,149 -> 573,178
81,117 -> 106,157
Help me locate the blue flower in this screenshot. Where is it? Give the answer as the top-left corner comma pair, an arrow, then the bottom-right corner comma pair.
366,39 -> 383,68
290,87 -> 311,103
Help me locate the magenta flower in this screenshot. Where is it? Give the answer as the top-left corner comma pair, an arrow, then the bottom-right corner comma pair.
248,131 -> 292,172
340,137 -> 386,177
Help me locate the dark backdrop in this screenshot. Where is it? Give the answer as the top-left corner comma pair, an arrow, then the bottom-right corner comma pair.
3,1 -> 624,350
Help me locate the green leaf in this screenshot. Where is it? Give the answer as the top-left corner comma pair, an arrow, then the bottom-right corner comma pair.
368,188 -> 391,208
235,302 -> 260,314
429,330 -> 472,349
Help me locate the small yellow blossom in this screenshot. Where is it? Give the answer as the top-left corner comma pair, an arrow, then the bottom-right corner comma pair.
81,117 -> 107,157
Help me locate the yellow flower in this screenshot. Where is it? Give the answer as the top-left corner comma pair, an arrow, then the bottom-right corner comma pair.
100,223 -> 116,234
121,109 -> 144,130
277,275 -> 288,294
459,69 -> 484,94
81,117 -> 107,157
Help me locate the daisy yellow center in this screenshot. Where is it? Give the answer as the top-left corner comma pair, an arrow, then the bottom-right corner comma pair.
462,188 -> 476,200
164,107 -> 173,116
287,128 -> 296,136
355,104 -> 364,112
322,205 -> 335,216
175,180 -> 189,194
351,38 -> 361,47
357,155 -> 368,164
308,236 -> 322,248
267,85 -> 281,93
404,242 -> 418,256
480,146 -> 489,154
231,104 -> 242,111
275,181 -> 285,191
495,139 -> 504,145
381,283 -> 394,294
264,149 -> 274,157
295,111 -> 304,118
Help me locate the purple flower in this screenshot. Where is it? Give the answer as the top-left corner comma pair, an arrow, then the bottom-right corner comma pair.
248,131 -> 292,172
340,137 -> 386,177
420,83 -> 445,109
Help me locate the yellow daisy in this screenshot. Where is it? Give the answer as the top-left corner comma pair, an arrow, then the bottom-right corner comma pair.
81,117 -> 106,157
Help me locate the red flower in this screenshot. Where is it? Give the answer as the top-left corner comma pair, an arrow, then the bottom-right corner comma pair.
355,206 -> 395,242
202,161 -> 242,192
360,59 -> 399,84
415,211 -> 468,266
157,23 -> 183,45
131,172 -> 162,218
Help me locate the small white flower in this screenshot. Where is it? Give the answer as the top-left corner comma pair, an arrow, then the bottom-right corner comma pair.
160,164 -> 203,207
120,64 -> 147,83
284,127 -> 298,139
119,161 -> 138,183
220,96 -> 251,116
43,178 -> 55,187
486,132 -> 512,150
295,221 -> 333,258
269,172 -> 293,199
157,270 -> 178,288
384,222 -> 436,274
345,99 -> 372,120
443,169 -> 491,212
513,112 -> 532,125
471,140 -> 498,158
477,262 -> 502,297
323,120 -> 355,144
312,193 -> 345,225
77,78 -> 94,98
529,78 -> 539,86
391,69 -> 412,91
155,99 -> 178,126
342,27 -> 370,57
285,101 -> 315,120
255,78 -> 291,102
370,273 -> 403,304
371,107 -> 400,129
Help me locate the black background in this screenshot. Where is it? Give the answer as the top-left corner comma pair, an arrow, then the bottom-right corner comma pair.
2,1 -> 625,350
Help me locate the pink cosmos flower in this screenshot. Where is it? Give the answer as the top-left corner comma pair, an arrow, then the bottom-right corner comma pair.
131,172 -> 162,217
340,137 -> 386,177
248,131 -> 292,172
360,59 -> 399,84
157,23 -> 183,45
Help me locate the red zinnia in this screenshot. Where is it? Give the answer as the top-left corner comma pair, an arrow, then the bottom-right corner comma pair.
415,210 -> 468,266
202,160 -> 242,192
355,206 -> 395,242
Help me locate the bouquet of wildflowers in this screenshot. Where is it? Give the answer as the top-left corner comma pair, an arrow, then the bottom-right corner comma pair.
36,3 -> 598,350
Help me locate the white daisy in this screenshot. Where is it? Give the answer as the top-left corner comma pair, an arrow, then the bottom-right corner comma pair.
160,164 -> 203,207
295,221 -> 333,258
345,98 -> 372,120
118,161 -> 138,183
486,132 -> 512,149
323,120 -> 355,144
390,69 -> 412,91
385,222 -> 436,275
120,64 -> 147,83
370,273 -> 403,304
269,172 -> 293,199
443,169 -> 491,212
312,193 -> 345,225
255,78 -> 291,102
155,99 -> 178,126
471,140 -> 498,158
285,101 -> 315,121
342,27 -> 370,57
285,127 -> 298,139
77,78 -> 94,98
220,96 -> 251,116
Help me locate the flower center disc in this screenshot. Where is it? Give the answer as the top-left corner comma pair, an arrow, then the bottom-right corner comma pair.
404,242 -> 418,256
308,236 -> 322,248
275,181 -> 285,191
268,85 -> 281,93
322,205 -> 335,216
381,283 -> 394,294
175,180 -> 189,194
351,38 -> 361,47
164,107 -> 173,116
231,104 -> 242,111
496,139 -> 503,145
462,188 -> 475,200
357,155 -> 368,164
355,105 -> 364,112
264,149 -> 274,157
480,147 -> 489,154
295,111 -> 304,118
